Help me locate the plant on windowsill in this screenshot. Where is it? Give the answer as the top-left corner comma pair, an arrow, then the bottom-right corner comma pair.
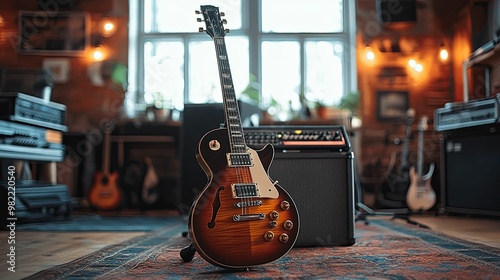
336,90 -> 360,115
240,73 -> 260,105
315,102 -> 328,119
145,92 -> 172,121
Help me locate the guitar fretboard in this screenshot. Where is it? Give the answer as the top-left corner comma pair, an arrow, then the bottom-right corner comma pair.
213,37 -> 246,154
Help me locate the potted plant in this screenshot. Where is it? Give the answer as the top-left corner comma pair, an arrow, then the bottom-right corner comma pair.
337,90 -> 360,115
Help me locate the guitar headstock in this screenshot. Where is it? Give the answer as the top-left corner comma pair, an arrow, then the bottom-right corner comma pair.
418,116 -> 429,131
406,108 -> 415,125
196,5 -> 228,38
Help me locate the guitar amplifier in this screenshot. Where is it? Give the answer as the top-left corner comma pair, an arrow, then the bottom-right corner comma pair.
0,181 -> 72,227
440,123 -> 500,216
263,150 -> 356,247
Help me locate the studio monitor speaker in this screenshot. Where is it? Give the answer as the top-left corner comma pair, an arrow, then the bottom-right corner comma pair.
268,151 -> 355,247
441,124 -> 500,217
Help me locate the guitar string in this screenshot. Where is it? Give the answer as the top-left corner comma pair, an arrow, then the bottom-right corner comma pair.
215,36 -> 249,216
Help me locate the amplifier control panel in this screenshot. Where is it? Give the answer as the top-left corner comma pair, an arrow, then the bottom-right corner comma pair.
0,120 -> 63,148
243,125 -> 350,151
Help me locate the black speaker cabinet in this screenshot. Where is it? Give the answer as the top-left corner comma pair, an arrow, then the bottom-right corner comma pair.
269,151 -> 355,247
179,103 -> 224,213
441,124 -> 500,216
376,0 -> 417,28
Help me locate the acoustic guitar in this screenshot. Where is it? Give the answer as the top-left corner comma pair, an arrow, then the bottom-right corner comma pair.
89,121 -> 122,210
406,116 -> 436,211
186,5 -> 300,269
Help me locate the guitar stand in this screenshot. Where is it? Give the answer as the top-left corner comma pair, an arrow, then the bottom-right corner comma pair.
180,243 -> 197,262
391,210 -> 430,229
354,172 -> 395,225
355,202 -> 396,225
179,228 -> 197,262
356,203 -> 430,229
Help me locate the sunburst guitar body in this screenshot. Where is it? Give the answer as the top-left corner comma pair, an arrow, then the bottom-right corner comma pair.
189,128 -> 299,268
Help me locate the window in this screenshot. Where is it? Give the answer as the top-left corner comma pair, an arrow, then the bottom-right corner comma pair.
128,0 -> 356,121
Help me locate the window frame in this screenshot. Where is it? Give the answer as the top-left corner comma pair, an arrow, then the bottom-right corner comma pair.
128,0 -> 357,114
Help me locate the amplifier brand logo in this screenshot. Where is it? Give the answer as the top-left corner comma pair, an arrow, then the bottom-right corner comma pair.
446,141 -> 462,153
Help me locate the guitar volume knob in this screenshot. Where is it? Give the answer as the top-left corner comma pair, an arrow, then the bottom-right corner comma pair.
280,201 -> 290,210
264,231 -> 275,241
283,220 -> 293,230
279,233 -> 289,243
269,210 -> 279,220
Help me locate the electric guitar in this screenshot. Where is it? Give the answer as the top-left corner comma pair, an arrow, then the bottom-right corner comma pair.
406,116 -> 436,211
187,5 -> 299,269
382,108 -> 415,203
89,121 -> 122,210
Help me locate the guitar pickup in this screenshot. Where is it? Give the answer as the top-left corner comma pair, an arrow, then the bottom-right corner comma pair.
232,183 -> 260,198
235,200 -> 263,208
227,153 -> 253,167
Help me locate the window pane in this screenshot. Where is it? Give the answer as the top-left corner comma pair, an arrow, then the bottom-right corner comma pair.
262,0 -> 343,33
143,41 -> 184,110
305,41 -> 344,106
151,0 -> 242,33
188,37 -> 249,103
261,41 -> 300,121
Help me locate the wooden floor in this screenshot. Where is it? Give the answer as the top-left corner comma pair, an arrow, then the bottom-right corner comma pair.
1,210 -> 499,280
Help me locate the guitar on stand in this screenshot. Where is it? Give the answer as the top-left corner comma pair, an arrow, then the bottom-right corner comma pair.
88,121 -> 122,210
180,5 -> 299,269
379,108 -> 415,208
406,116 -> 436,211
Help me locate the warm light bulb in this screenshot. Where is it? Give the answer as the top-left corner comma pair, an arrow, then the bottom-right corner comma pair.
104,22 -> 115,32
99,17 -> 117,37
92,46 -> 105,61
414,63 -> 423,72
439,48 -> 449,62
365,46 -> 375,61
408,59 -> 417,68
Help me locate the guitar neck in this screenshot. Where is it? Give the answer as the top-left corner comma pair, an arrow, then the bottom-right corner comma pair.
417,117 -> 428,178
213,37 -> 246,153
102,130 -> 111,175
399,123 -> 411,171
399,109 -> 415,172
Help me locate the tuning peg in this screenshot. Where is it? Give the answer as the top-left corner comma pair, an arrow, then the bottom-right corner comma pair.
225,29 -> 230,34
195,10 -> 201,14
198,27 -> 205,33
222,19 -> 227,24
220,12 -> 225,17
197,18 -> 204,22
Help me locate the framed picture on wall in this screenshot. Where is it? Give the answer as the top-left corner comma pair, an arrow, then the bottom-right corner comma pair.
43,58 -> 70,83
18,11 -> 90,55
376,91 -> 409,121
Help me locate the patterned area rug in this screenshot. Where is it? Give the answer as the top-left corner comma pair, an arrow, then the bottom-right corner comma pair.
16,213 -> 176,232
25,217 -> 500,279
